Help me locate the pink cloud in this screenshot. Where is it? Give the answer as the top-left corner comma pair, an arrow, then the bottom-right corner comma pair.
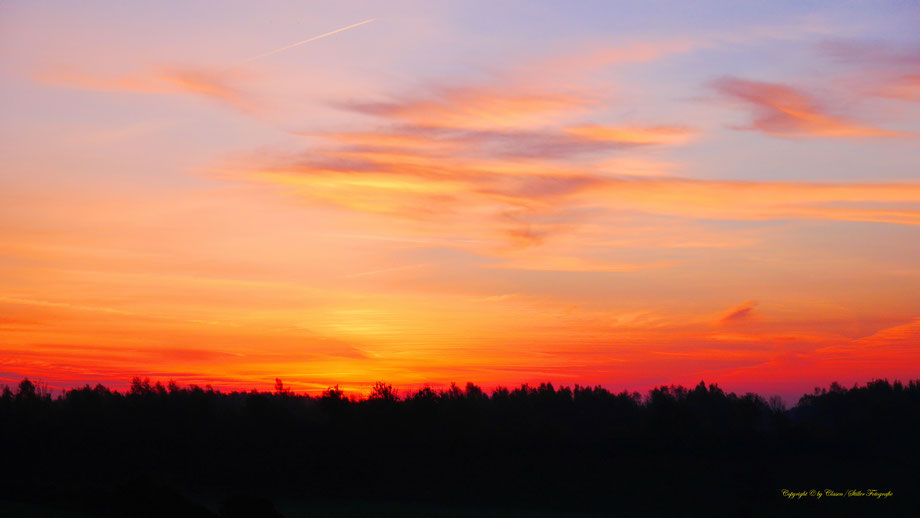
711,77 -> 906,138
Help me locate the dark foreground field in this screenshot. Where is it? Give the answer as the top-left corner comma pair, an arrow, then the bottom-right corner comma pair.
2,378 -> 918,517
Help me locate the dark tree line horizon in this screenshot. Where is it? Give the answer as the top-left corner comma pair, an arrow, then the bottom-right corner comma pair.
5,374 -> 914,408
2,376 -> 918,517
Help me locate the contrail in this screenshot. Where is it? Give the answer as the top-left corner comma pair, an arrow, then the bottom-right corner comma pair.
244,18 -> 376,63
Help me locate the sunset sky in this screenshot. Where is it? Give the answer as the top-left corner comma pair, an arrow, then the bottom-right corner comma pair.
2,1 -> 919,400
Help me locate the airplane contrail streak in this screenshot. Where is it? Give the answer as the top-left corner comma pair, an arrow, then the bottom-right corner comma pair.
244,18 -> 376,62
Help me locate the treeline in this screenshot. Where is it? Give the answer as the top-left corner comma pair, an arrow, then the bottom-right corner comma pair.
2,377 -> 919,517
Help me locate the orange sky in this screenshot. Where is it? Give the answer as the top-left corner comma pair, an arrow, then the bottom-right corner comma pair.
2,2 -> 920,401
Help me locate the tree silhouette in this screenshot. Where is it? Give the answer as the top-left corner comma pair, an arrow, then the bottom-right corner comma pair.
368,381 -> 397,401
0,377 -> 917,516
273,378 -> 292,396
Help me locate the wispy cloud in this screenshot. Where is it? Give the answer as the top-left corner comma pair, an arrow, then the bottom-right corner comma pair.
565,125 -> 695,145
720,301 -> 758,324
482,256 -> 673,273
237,150 -> 920,227
35,65 -> 255,112
214,72 -> 920,270
340,85 -> 594,130
215,77 -> 701,259
157,67 -> 254,112
34,67 -> 171,94
819,39 -> 920,103
710,77 -> 906,138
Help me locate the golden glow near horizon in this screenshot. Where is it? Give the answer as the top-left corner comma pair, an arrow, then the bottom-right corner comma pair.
2,2 -> 920,400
